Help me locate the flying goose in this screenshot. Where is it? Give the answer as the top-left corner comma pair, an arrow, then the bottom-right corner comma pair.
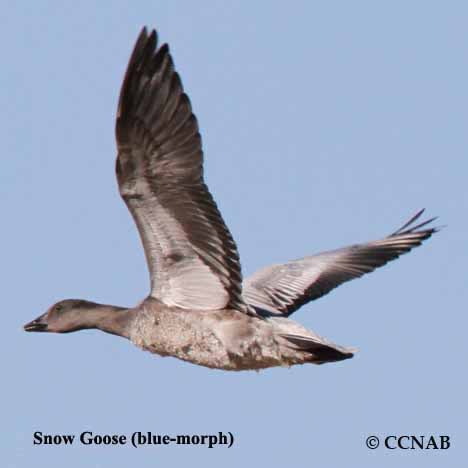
24,28 -> 438,370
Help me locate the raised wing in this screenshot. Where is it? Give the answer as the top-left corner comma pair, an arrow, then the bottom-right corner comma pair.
243,210 -> 438,316
116,28 -> 245,311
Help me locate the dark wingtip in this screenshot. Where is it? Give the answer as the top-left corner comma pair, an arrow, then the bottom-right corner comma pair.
135,26 -> 151,54
159,43 -> 170,55
147,29 -> 157,49
390,209 -> 440,237
409,216 -> 438,232
117,26 -> 159,124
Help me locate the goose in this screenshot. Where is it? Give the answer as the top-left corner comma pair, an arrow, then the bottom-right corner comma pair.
24,27 -> 439,371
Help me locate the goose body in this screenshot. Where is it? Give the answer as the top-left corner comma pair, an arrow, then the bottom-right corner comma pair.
24,27 -> 438,371
129,298 -> 354,370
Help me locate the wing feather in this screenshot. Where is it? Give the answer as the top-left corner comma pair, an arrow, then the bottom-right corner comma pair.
116,28 -> 246,311
243,210 -> 438,316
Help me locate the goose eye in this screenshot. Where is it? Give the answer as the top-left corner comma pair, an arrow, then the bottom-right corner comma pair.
55,304 -> 63,312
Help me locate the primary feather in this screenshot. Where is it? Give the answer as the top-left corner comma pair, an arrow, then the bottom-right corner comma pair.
243,209 -> 438,316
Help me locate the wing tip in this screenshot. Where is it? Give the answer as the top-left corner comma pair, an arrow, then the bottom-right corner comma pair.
117,26 -> 161,118
391,209 -> 441,237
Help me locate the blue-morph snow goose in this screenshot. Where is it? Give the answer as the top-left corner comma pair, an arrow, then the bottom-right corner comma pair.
24,28 -> 439,370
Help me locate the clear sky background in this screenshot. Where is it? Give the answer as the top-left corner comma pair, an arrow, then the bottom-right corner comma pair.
2,1 -> 466,467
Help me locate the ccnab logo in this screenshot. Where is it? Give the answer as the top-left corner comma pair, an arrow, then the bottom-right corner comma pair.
384,435 -> 450,450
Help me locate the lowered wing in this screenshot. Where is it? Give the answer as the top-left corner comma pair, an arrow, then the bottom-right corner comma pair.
243,210 -> 438,316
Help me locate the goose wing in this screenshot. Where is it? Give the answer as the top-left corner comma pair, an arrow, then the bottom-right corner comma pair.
116,28 -> 245,311
243,210 -> 438,316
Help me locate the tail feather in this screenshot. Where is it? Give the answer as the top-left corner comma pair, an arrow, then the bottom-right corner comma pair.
279,333 -> 356,364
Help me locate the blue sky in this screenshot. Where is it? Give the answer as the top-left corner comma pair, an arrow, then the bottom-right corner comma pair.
2,1 -> 466,466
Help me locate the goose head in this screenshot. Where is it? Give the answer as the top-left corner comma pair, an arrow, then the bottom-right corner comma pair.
24,299 -> 103,333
